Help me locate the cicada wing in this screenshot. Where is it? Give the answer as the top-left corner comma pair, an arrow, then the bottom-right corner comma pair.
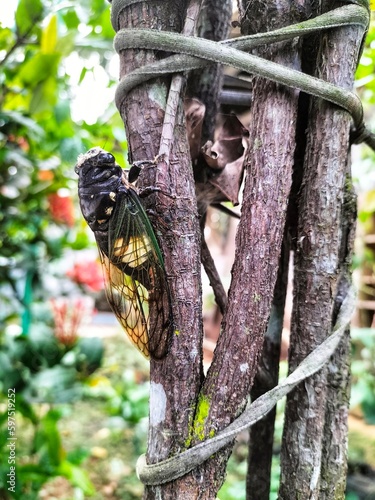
99,251 -> 151,357
97,190 -> 171,359
146,261 -> 172,359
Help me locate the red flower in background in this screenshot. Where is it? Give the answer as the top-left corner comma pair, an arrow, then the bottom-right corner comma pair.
48,192 -> 75,227
67,260 -> 104,292
50,297 -> 94,346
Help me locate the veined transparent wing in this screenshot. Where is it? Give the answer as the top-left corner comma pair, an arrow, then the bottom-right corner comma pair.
97,188 -> 171,359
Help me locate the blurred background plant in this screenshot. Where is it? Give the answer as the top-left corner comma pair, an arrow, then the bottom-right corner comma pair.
0,0 -> 374,498
0,0 -> 129,497
0,0 -> 128,338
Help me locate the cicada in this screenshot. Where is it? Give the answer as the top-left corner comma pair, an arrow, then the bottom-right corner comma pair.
75,147 -> 171,359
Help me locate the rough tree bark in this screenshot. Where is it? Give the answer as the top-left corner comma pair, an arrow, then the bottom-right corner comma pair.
247,233 -> 290,499
114,2 -> 205,498
241,2 -> 305,498
279,1 -> 365,498
320,171 -> 356,498
183,0 -> 302,495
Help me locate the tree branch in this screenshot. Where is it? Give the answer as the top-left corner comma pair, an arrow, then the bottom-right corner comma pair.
279,1 -> 365,496
110,1 -> 204,498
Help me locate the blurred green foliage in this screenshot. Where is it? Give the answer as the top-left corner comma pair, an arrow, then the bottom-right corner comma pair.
0,0 -> 127,335
0,328 -> 104,401
352,17 -> 375,428
351,328 -> 375,424
0,404 -> 96,499
0,0 -> 128,497
0,331 -> 152,499
0,324 -> 104,498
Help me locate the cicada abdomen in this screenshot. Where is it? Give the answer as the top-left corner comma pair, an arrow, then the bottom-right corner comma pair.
75,147 -> 172,359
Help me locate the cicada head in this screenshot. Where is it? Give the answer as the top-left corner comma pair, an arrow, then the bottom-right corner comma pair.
75,147 -> 114,167
75,148 -> 125,232
75,147 -> 121,182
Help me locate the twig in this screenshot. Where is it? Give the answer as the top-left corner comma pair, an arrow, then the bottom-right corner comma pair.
158,0 -> 202,161
200,232 -> 227,314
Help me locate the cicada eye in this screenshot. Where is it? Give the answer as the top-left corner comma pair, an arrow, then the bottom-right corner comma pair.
98,152 -> 115,164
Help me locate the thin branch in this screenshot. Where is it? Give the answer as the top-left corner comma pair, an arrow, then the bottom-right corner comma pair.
158,0 -> 202,161
200,232 -> 227,314
247,233 -> 290,499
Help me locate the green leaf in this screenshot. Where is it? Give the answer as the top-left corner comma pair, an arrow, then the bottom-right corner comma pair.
78,66 -> 88,84
41,15 -> 57,54
0,27 -> 15,52
74,35 -> 113,51
59,136 -> 85,163
75,337 -> 104,375
61,10 -> 80,30
15,0 -> 43,36
14,396 -> 38,424
66,447 -> 90,465
16,462 -> 52,487
57,460 -> 95,495
34,408 -> 63,467
362,396 -> 375,424
5,149 -> 33,169
69,227 -> 91,250
55,31 -> 75,57
54,100 -> 72,124
0,351 -> 25,391
23,366 -> 84,404
18,53 -> 60,87
0,111 -> 44,139
29,78 -> 58,114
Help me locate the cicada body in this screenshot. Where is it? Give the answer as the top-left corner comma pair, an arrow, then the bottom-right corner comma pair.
75,147 -> 171,359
